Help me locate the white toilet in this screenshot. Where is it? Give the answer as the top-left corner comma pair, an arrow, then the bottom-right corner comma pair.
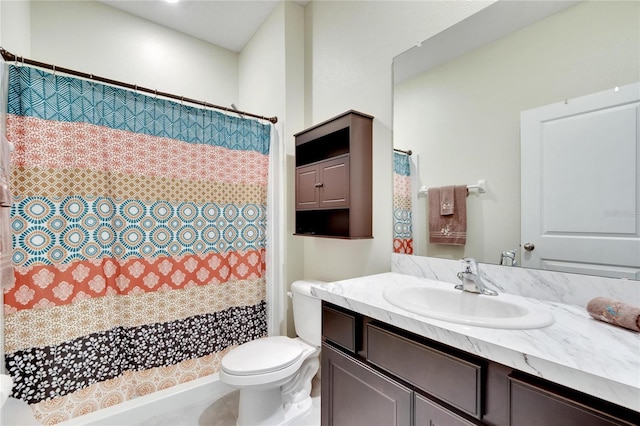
219,280 -> 323,426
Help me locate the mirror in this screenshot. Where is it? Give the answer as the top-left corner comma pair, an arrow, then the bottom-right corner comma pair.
392,0 -> 640,279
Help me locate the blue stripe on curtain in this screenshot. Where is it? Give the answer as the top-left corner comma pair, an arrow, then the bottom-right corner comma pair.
7,66 -> 270,154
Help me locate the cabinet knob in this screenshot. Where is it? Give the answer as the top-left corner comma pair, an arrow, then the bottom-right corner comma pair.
315,182 -> 324,187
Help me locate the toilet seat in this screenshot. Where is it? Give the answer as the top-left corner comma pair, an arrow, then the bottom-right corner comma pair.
222,336 -> 303,376
219,336 -> 317,388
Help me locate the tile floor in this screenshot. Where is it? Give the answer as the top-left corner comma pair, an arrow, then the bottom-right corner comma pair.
140,376 -> 321,426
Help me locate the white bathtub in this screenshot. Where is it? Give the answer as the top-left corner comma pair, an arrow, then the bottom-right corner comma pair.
60,374 -> 233,426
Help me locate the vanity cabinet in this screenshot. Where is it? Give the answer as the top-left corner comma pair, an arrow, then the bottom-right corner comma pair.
294,110 -> 372,239
321,302 -> 640,426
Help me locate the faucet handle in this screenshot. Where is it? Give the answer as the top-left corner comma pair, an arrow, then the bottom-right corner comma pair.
499,250 -> 517,266
460,257 -> 478,274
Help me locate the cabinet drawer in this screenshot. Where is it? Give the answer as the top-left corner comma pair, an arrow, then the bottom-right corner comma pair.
508,376 -> 636,426
322,305 -> 357,352
366,324 -> 483,418
415,393 -> 478,426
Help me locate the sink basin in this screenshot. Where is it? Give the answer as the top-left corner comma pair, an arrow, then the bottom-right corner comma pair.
383,285 -> 554,329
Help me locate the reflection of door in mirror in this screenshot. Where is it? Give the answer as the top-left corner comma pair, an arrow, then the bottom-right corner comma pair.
392,1 -> 640,280
521,82 -> 640,280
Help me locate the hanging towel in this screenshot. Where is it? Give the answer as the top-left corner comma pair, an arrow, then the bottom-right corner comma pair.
440,185 -> 455,215
428,185 -> 467,245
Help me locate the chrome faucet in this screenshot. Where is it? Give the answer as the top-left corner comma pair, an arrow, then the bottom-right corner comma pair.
499,250 -> 517,266
455,258 -> 498,296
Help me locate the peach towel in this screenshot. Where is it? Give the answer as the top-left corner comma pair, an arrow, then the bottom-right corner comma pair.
586,297 -> 640,332
428,185 -> 467,245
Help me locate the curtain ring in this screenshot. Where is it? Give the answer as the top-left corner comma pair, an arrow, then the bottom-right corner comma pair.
52,65 -> 56,76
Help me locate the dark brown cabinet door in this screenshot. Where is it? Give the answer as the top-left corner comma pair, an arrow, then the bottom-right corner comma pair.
296,164 -> 321,209
322,343 -> 412,426
296,155 -> 350,211
509,377 -> 636,426
318,155 -> 349,208
415,393 -> 478,426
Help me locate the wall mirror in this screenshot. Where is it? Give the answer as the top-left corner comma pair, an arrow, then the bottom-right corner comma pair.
392,0 -> 640,280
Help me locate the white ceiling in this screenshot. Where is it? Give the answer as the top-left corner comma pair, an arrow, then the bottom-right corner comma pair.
99,0 -> 305,52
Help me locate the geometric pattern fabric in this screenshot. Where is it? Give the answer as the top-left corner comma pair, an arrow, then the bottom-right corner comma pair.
4,64 -> 271,424
393,151 -> 413,254
7,66 -> 270,155
5,249 -> 265,312
10,195 -> 264,266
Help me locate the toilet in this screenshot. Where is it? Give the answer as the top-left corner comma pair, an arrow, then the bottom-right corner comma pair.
219,280 -> 323,426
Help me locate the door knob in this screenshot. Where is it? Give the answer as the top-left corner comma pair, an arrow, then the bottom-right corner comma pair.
523,243 -> 535,251
314,183 -> 324,187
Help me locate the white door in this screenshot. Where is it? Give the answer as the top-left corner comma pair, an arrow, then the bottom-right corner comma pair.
521,82 -> 640,279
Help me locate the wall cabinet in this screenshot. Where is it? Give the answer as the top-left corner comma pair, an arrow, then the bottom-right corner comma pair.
294,110 -> 372,239
321,302 -> 640,426
296,155 -> 350,210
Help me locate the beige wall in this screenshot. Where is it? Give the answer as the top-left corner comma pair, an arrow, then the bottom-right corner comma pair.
239,1 -> 306,336
28,1 -> 239,106
394,1 -> 640,264
0,0 -> 31,56
1,0 -> 499,336
301,0 -> 491,281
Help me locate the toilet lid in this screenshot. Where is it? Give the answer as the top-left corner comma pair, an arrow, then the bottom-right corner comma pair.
221,337 -> 304,376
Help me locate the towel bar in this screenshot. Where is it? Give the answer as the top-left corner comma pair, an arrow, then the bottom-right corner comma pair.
418,179 -> 486,197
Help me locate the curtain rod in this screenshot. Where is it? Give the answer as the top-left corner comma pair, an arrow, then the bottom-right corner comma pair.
0,48 -> 278,124
393,148 -> 412,155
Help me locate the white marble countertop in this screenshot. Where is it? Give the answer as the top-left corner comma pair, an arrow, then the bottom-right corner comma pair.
311,272 -> 640,412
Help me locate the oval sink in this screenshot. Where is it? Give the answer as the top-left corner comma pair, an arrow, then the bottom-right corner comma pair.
383,285 -> 554,329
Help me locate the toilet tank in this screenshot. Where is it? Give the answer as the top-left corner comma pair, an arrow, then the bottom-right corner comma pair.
290,280 -> 324,346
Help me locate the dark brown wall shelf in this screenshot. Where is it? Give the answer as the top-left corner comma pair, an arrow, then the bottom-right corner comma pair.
294,110 -> 373,239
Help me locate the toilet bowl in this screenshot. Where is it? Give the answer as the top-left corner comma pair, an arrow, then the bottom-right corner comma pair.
219,280 -> 324,426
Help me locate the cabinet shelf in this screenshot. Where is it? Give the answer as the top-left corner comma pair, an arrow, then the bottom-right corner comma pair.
294,110 -> 373,239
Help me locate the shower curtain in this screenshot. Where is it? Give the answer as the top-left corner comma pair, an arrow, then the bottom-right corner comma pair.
393,151 -> 413,254
2,64 -> 270,424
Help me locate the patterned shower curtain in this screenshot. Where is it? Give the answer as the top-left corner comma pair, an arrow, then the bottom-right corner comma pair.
393,151 -> 413,254
2,64 -> 270,424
